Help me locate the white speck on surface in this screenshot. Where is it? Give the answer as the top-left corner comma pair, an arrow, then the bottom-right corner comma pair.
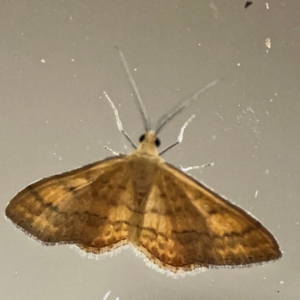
266,3 -> 269,9
265,169 -> 270,174
237,63 -> 241,66
280,281 -> 284,284
255,190 -> 258,198
216,112 -> 224,121
41,59 -> 45,63
247,106 -> 255,113
265,38 -> 271,49
209,2 -> 217,11
103,290 -> 111,300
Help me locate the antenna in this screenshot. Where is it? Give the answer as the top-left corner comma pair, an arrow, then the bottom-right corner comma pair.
155,79 -> 218,134
116,46 -> 151,131
116,46 -> 219,135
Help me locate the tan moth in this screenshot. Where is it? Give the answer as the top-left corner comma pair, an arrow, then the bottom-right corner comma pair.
5,47 -> 281,274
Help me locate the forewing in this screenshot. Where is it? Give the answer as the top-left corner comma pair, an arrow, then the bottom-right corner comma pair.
6,156 -> 135,253
137,163 -> 281,272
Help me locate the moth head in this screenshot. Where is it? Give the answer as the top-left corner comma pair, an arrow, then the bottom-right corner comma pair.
136,130 -> 160,156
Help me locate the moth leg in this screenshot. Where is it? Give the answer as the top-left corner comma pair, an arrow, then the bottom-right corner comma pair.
103,146 -> 123,156
159,115 -> 195,155
180,162 -> 214,173
103,91 -> 137,149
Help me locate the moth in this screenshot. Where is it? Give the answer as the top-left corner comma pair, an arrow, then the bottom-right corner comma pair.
5,47 -> 281,274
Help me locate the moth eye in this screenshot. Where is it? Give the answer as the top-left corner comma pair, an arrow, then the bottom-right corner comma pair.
155,138 -> 161,147
139,134 -> 145,142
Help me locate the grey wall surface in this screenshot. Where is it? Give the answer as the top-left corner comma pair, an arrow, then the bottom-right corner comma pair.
1,1 -> 299,299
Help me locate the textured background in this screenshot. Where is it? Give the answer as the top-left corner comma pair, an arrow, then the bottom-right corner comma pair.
1,1 -> 299,299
